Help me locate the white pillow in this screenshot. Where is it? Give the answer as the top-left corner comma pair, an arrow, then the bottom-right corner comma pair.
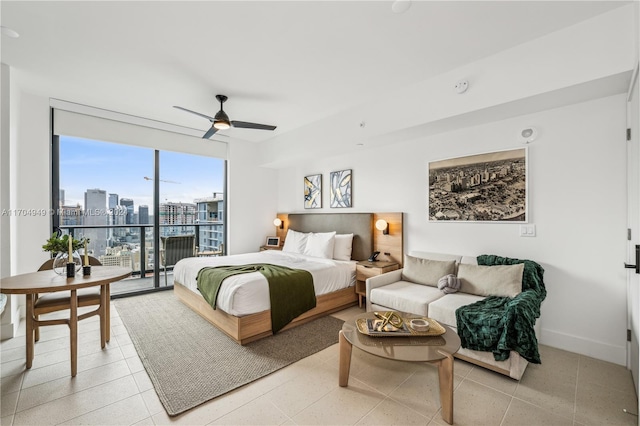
303,231 -> 336,259
457,263 -> 524,298
333,233 -> 354,261
282,229 -> 309,254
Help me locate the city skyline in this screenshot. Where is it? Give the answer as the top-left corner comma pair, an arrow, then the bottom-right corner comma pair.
59,135 -> 225,214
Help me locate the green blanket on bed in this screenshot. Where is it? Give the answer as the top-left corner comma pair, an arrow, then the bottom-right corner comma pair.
196,263 -> 316,334
454,255 -> 546,364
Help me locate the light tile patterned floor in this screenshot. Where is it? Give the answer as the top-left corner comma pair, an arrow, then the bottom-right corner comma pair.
1,298 -> 637,425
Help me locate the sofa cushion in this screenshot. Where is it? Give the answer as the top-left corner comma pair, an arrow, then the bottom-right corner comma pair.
457,263 -> 524,298
401,255 -> 456,287
369,281 -> 445,317
427,292 -> 486,328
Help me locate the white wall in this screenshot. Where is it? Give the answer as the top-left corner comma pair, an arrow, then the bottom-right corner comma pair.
11,93 -> 51,275
277,94 -> 628,365
226,139 -> 279,254
0,63 -> 20,338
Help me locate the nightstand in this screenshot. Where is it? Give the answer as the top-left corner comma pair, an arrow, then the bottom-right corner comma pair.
355,260 -> 399,308
260,245 -> 282,251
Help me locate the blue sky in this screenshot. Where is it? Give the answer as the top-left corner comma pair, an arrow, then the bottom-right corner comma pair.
60,136 -> 224,213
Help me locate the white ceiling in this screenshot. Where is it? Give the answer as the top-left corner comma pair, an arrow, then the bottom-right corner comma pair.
0,1 -> 629,143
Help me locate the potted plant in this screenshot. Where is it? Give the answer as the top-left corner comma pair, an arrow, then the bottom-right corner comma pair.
42,233 -> 89,275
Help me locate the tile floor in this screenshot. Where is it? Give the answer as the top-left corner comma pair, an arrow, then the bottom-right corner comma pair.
1,297 -> 638,425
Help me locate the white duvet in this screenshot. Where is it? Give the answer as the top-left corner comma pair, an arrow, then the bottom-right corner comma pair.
173,251 -> 356,316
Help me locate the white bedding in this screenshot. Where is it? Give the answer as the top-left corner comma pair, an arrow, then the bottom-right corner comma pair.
173,251 -> 356,316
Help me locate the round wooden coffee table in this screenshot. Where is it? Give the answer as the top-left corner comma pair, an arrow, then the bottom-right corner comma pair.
339,312 -> 461,425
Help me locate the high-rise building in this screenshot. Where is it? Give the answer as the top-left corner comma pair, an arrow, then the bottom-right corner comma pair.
59,189 -> 65,207
108,193 -> 120,242
60,204 -> 82,227
109,204 -> 128,242
138,205 -> 149,224
159,201 -> 196,237
194,193 -> 224,253
120,198 -> 134,224
84,188 -> 108,256
108,193 -> 118,209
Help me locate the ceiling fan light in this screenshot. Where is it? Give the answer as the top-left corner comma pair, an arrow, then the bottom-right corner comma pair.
213,120 -> 230,130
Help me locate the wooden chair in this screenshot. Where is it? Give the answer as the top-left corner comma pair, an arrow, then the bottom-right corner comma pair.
35,256 -> 106,343
160,235 -> 196,286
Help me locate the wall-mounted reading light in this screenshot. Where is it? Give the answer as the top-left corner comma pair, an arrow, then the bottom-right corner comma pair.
273,218 -> 283,229
375,219 -> 389,235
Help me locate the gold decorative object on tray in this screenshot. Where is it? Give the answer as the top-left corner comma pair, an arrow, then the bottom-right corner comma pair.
373,311 -> 404,330
357,313 -> 446,337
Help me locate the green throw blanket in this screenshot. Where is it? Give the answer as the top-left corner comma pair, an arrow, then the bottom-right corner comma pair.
196,263 -> 316,334
454,255 -> 546,364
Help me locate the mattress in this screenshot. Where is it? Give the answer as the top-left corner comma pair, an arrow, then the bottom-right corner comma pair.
173,250 -> 356,316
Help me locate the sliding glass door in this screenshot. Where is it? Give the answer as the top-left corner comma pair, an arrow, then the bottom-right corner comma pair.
52,134 -> 226,296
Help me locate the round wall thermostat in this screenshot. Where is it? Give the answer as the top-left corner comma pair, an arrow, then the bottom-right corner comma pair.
519,127 -> 537,143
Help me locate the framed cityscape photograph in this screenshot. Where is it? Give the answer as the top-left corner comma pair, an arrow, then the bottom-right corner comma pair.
428,148 -> 527,222
304,174 -> 322,209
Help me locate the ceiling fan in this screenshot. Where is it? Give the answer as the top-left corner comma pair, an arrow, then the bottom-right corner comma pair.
174,94 -> 277,139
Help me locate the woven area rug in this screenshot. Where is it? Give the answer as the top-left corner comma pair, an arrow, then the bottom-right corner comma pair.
114,291 -> 344,416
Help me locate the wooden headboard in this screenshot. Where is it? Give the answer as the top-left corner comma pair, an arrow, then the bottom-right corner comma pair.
286,213 -> 373,261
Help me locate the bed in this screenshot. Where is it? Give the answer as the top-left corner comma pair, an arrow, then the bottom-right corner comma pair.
173,213 -> 376,344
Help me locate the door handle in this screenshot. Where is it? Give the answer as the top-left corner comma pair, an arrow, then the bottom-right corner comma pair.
625,245 -> 640,274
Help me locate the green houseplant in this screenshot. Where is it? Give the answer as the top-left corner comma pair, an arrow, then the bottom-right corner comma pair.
42,233 -> 87,254
42,233 -> 89,275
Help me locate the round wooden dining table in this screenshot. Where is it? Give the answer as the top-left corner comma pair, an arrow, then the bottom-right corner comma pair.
0,266 -> 131,377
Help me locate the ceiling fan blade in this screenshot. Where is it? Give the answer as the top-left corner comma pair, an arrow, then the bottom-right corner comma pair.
202,126 -> 218,139
173,106 -> 215,122
231,120 -> 277,131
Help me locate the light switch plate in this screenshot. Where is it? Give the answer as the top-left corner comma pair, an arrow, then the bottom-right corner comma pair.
519,224 -> 536,237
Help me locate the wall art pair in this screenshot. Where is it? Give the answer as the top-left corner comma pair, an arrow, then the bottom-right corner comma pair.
304,169 -> 352,209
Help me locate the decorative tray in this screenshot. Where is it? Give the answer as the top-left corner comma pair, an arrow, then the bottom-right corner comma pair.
356,315 -> 446,337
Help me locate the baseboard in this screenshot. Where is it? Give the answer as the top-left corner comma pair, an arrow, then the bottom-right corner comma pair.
0,305 -> 20,340
541,328 -> 626,366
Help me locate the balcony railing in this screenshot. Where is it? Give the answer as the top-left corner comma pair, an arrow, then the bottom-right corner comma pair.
57,223 -> 224,296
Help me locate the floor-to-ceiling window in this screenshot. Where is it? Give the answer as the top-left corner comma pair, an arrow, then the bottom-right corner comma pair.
159,151 -> 225,254
51,104 -> 227,296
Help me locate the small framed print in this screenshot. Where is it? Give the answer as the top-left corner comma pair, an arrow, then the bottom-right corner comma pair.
330,169 -> 352,208
304,174 -> 322,209
265,236 -> 280,247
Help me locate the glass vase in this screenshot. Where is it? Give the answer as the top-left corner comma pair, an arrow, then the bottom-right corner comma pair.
52,251 -> 82,276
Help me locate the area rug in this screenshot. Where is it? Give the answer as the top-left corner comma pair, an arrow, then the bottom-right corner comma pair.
113,291 -> 344,416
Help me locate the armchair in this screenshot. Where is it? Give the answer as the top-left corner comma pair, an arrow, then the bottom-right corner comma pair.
160,235 -> 196,286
